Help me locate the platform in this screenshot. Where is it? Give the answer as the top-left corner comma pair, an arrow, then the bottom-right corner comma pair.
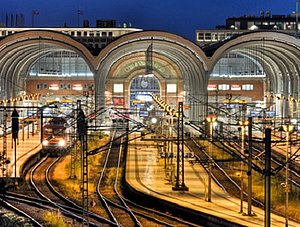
0,131 -> 41,178
125,138 -> 300,227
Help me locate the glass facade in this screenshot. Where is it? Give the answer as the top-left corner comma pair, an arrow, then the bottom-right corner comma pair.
29,51 -> 93,77
129,74 -> 160,116
211,51 -> 265,78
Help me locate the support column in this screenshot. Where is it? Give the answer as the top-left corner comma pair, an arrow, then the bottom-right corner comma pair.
172,102 -> 188,191
264,128 -> 271,227
77,105 -> 89,222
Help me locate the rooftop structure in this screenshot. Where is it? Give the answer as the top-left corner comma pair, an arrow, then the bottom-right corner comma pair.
0,26 -> 142,52
196,11 -> 300,47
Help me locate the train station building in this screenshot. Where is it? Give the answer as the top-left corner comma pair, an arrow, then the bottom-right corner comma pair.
0,15 -> 300,123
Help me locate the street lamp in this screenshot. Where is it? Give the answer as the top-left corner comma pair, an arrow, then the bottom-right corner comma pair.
206,115 -> 217,202
277,94 -> 285,137
238,119 -> 249,214
282,124 -> 294,227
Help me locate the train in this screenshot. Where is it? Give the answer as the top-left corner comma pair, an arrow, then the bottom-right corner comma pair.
42,117 -> 71,155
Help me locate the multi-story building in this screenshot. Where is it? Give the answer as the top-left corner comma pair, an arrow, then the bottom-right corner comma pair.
196,11 -> 300,107
196,11 -> 299,47
0,20 -> 141,51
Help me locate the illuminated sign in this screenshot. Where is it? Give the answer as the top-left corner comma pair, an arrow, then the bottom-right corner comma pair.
49,84 -> 59,90
113,83 -> 123,93
167,84 -> 177,93
136,94 -> 152,101
208,84 -> 217,91
231,84 -> 241,91
72,84 -> 83,91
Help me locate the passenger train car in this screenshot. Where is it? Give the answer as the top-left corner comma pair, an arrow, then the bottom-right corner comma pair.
42,117 -> 70,155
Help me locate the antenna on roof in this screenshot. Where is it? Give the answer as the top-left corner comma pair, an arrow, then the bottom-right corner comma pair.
32,10 -> 39,27
297,0 -> 300,33
77,10 -> 83,27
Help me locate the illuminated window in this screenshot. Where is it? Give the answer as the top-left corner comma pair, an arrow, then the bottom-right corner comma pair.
242,84 -> 254,90
60,84 -> 71,90
204,33 -> 212,41
84,84 -> 94,90
219,33 -> 225,40
36,83 -> 48,90
218,84 -> 229,90
167,84 -> 177,93
197,33 -> 204,41
114,83 -> 123,93
36,83 -> 42,90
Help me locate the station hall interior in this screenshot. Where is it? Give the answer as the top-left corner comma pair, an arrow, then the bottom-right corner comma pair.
0,12 -> 299,127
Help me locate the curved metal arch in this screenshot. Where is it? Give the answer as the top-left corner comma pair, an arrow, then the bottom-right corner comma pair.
265,45 -> 300,97
210,31 -> 300,66
96,38 -> 206,90
251,42 -> 300,96
0,45 -> 40,97
9,49 -> 38,96
209,33 -> 300,98
96,31 -> 208,71
0,30 -> 95,67
95,31 -> 208,122
1,38 -> 96,75
0,39 -> 96,98
268,49 -> 295,95
98,42 -> 205,91
209,32 -> 300,83
0,44 -> 56,97
228,47 -> 279,92
264,49 -> 290,94
158,48 -> 202,80
0,33 -> 97,98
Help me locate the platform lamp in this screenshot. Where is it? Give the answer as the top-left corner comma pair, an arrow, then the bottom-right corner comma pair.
238,119 -> 249,214
282,124 -> 294,227
206,115 -> 217,202
11,109 -> 19,185
277,94 -> 285,138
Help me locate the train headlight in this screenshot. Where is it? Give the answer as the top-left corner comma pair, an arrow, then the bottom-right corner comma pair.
42,140 -> 49,146
58,139 -> 66,147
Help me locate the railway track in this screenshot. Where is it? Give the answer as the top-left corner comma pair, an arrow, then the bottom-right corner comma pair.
185,138 -> 264,208
187,122 -> 300,193
6,155 -> 113,226
4,126 -> 195,226
96,128 -> 196,226
217,132 -> 300,189
0,200 -> 42,226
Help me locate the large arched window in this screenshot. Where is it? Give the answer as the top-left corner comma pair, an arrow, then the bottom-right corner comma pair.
129,74 -> 160,117
29,51 -> 93,77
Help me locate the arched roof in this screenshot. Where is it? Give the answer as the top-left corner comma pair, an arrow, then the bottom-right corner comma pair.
0,29 -> 300,109
0,30 -> 210,99
94,31 -> 209,105
96,30 -> 208,70
208,31 -> 300,95
0,30 -> 95,97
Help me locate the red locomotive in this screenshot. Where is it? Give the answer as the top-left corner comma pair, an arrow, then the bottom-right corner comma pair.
42,117 -> 69,155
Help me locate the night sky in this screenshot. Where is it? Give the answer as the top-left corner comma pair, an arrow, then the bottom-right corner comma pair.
0,0 -> 298,40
